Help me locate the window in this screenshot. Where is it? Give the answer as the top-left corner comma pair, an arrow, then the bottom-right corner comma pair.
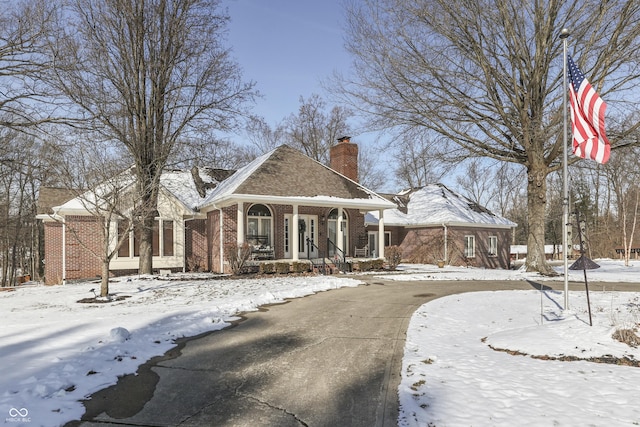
488,236 -> 498,257
247,204 -> 272,246
152,221 -> 160,256
163,221 -> 174,256
464,235 -> 475,258
121,219 -> 174,258
117,220 -> 130,257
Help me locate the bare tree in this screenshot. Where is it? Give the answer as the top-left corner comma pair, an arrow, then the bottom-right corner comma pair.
0,0 -> 58,131
492,162 -> 526,220
245,116 -> 286,156
358,148 -> 387,191
603,146 -> 640,266
456,159 -> 498,207
47,0 -> 255,274
393,133 -> 450,189
47,137 -> 136,296
336,0 -> 640,274
285,94 -> 352,163
0,132 -> 41,286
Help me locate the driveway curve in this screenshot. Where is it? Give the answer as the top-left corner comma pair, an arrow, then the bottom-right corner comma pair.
70,277 -> 591,427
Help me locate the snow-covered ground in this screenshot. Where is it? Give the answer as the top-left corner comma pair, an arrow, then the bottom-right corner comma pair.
1,259 -> 639,426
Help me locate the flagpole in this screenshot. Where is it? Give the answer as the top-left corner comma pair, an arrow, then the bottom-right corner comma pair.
560,28 -> 570,310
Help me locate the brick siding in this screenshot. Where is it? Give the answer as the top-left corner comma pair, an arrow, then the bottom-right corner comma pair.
43,222 -> 63,285
185,219 -> 207,272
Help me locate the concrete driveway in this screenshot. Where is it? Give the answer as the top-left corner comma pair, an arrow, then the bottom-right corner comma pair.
68,276 -> 618,427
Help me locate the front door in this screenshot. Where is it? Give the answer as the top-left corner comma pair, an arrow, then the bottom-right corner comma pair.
284,215 -> 318,259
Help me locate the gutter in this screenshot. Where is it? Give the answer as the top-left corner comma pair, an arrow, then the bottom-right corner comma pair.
442,223 -> 448,263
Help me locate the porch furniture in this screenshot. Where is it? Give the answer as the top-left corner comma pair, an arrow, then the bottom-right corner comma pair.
354,244 -> 368,257
246,234 -> 274,260
251,246 -> 274,260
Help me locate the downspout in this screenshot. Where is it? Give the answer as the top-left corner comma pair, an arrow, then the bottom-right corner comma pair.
62,220 -> 66,285
53,207 -> 67,285
219,207 -> 224,273
442,223 -> 448,264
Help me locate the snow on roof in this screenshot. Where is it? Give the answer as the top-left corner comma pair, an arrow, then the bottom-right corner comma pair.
52,167 -> 221,215
197,148 -> 274,207
52,173 -> 136,214
368,184 -> 517,228
160,168 -> 219,210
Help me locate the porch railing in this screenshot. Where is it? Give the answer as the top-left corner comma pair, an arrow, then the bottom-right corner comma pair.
326,238 -> 346,264
306,237 -> 329,274
305,238 -> 351,274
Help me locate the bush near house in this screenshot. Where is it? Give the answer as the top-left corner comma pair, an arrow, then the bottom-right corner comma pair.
291,261 -> 310,273
275,262 -> 290,274
358,258 -> 385,271
225,242 -> 252,275
259,262 -> 276,274
386,246 -> 402,270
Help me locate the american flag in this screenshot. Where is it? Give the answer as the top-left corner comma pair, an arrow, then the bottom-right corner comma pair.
567,55 -> 610,164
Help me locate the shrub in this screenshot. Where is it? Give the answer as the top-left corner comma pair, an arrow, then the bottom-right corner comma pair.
386,246 -> 402,270
275,262 -> 290,274
259,262 -> 275,274
613,328 -> 640,347
359,260 -> 372,271
371,258 -> 385,270
291,261 -> 310,273
186,254 -> 204,272
225,242 -> 252,275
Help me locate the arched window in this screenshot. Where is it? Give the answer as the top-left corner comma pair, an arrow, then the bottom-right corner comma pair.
247,204 -> 273,247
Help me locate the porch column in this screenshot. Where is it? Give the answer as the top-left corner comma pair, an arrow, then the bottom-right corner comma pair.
292,204 -> 299,261
337,207 -> 344,255
378,209 -> 385,259
236,202 -> 244,244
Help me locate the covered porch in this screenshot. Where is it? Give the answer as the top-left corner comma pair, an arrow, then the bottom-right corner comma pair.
206,195 -> 395,274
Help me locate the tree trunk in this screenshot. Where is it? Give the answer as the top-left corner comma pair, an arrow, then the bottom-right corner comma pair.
138,214 -> 155,275
101,260 -> 110,297
137,173 -> 159,275
525,166 -> 556,275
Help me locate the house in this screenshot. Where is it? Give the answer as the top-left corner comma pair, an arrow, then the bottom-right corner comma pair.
39,139 -> 518,284
365,185 -> 517,269
38,139 -> 396,284
510,244 -> 563,261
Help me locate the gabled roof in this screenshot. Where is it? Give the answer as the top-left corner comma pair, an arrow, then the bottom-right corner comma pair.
366,184 -> 517,229
43,168 -> 221,218
42,145 -> 395,218
197,145 -> 395,211
37,187 -> 77,215
159,168 -> 222,211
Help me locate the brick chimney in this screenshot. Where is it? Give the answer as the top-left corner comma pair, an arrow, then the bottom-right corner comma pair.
330,136 -> 359,182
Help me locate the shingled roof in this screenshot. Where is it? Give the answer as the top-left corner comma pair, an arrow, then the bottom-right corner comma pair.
366,184 -> 517,228
37,187 -> 78,215
198,145 -> 394,210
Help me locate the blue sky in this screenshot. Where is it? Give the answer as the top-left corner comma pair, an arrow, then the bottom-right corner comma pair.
222,1 -> 401,191
225,0 -> 350,126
